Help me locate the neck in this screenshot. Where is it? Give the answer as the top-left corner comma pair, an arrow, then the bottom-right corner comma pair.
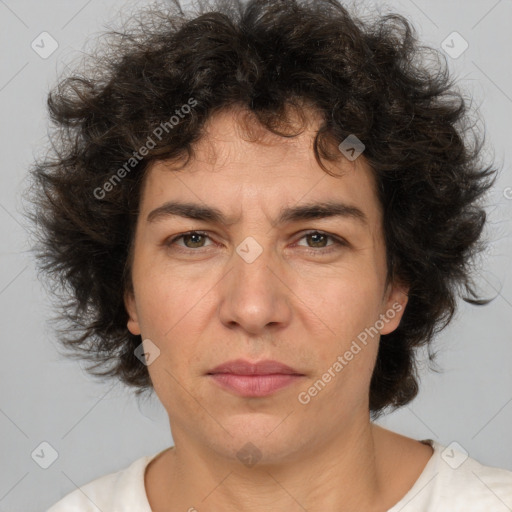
146,418 -> 392,512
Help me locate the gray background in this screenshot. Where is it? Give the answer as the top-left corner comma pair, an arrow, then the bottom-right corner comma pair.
1,0 -> 511,510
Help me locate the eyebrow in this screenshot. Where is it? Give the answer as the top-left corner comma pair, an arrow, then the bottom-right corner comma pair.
146,200 -> 368,226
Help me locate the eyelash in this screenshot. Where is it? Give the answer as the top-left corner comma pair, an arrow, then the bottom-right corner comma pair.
165,230 -> 347,256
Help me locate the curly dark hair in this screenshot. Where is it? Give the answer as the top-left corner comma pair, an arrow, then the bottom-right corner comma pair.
26,0 -> 496,419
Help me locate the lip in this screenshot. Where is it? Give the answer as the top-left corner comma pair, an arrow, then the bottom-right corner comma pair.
207,359 -> 305,397
208,359 -> 303,376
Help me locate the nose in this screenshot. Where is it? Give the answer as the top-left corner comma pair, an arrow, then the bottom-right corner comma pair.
217,238 -> 292,336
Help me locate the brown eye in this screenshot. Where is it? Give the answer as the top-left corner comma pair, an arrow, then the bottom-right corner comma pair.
296,231 -> 346,252
166,231 -> 213,250
303,232 -> 330,248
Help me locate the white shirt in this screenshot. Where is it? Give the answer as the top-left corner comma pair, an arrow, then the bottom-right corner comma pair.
47,439 -> 512,511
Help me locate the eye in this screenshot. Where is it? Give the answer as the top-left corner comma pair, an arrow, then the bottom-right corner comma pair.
295,230 -> 347,254
164,230 -> 347,255
166,231 -> 213,250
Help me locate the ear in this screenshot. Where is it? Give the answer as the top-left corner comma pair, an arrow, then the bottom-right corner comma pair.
124,289 -> 141,336
379,281 -> 409,336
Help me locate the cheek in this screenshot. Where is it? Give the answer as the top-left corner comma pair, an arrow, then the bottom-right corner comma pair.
298,271 -> 384,390
307,269 -> 383,335
133,257 -> 207,336
133,268 -> 218,382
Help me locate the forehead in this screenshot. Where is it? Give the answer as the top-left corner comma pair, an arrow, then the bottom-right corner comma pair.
139,106 -> 381,226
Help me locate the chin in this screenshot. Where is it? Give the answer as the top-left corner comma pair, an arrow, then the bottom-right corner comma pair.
204,416 -> 309,465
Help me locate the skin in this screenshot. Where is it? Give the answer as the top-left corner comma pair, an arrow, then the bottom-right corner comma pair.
124,104 -> 434,512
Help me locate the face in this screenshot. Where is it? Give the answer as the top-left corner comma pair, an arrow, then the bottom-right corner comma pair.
124,105 -> 408,463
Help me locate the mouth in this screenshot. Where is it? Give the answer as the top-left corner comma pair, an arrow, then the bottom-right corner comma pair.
206,359 -> 306,397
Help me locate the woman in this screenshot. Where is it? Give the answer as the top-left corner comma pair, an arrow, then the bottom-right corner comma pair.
29,0 -> 512,510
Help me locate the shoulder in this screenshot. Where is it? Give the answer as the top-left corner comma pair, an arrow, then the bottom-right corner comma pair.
390,439 -> 512,511
46,451 -> 162,512
434,442 -> 512,507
